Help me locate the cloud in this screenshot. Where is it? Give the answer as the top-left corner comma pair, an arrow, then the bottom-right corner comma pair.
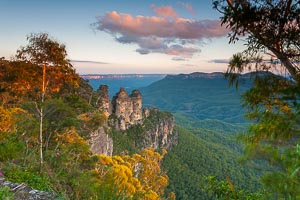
151,5 -> 178,19
97,11 -> 227,39
172,57 -> 187,61
95,6 -> 228,58
178,2 -> 196,14
183,63 -> 197,67
71,60 -> 109,64
136,48 -> 150,55
163,45 -> 198,56
208,59 -> 230,64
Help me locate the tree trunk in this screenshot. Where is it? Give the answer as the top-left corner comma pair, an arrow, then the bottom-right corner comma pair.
39,64 -> 46,171
271,50 -> 299,82
39,106 -> 43,169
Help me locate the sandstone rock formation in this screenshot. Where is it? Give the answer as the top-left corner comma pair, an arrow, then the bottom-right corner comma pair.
142,109 -> 178,150
130,89 -> 143,124
111,87 -> 143,130
89,127 -> 113,156
95,85 -> 112,117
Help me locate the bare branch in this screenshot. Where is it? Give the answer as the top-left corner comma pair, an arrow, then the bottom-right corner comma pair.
34,101 -> 41,116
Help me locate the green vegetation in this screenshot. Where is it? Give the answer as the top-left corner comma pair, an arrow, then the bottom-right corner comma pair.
203,175 -> 265,200
140,73 -> 265,199
174,113 -> 246,135
141,73 -> 251,124
213,0 -> 300,199
0,33 -> 172,199
1,1 -> 299,197
0,186 -> 14,199
162,125 -> 266,200
110,109 -> 173,155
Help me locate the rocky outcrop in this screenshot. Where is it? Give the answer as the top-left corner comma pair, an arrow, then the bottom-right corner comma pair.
89,127 -> 113,156
91,86 -> 178,154
95,85 -> 112,117
110,87 -> 143,130
130,90 -> 143,124
0,177 -> 56,200
142,109 -> 178,150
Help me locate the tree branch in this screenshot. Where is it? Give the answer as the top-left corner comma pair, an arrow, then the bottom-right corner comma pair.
285,0 -> 293,18
226,0 -> 234,8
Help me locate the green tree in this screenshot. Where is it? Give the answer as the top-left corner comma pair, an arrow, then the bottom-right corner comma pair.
203,175 -> 264,200
213,0 -> 300,81
15,33 -> 79,170
213,0 -> 300,198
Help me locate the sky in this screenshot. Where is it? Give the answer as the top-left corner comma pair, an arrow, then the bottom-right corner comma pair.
0,0 -> 246,74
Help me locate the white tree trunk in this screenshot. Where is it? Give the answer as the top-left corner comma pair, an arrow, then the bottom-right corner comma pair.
39,106 -> 43,167
39,64 -> 46,170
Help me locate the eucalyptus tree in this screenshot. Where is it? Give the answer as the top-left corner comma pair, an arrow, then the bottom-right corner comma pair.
16,33 -> 79,169
213,0 -> 300,198
213,0 -> 300,81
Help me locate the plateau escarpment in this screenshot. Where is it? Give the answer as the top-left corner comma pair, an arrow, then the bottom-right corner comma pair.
89,85 -> 177,156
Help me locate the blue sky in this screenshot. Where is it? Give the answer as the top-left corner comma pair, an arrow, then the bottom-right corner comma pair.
0,0 -> 245,74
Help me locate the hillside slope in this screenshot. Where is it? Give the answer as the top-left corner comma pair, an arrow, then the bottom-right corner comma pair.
140,72 -> 269,199
162,126 -> 265,200
141,72 -> 252,124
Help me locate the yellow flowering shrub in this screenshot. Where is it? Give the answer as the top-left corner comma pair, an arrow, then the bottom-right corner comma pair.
97,148 -> 173,199
0,106 -> 26,133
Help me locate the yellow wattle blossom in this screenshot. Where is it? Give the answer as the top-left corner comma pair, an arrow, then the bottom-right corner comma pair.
97,148 -> 174,199
98,155 -> 113,165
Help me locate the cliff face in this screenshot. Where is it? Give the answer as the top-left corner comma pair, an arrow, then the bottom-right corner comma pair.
96,85 -> 112,117
89,127 -> 113,156
142,109 -> 178,150
90,85 -> 177,155
130,89 -> 143,124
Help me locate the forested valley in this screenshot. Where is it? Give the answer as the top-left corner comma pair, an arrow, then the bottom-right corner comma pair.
1,0 -> 300,199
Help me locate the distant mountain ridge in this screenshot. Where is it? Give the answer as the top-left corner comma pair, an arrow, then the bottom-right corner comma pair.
81,74 -> 166,79
140,71 -> 256,124
165,71 -> 278,80
83,74 -> 166,97
165,72 -> 225,79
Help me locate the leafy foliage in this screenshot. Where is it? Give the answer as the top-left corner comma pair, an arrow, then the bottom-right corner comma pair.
240,76 -> 300,198
213,0 -> 300,81
213,0 -> 300,198
0,186 -> 14,199
97,148 -> 173,199
0,33 -> 173,199
203,175 -> 264,200
3,164 -> 52,191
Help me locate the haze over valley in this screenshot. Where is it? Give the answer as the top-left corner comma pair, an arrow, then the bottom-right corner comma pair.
1,0 -> 299,199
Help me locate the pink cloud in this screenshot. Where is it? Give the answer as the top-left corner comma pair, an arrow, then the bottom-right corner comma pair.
96,8 -> 228,58
151,5 -> 178,19
98,11 -> 227,39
